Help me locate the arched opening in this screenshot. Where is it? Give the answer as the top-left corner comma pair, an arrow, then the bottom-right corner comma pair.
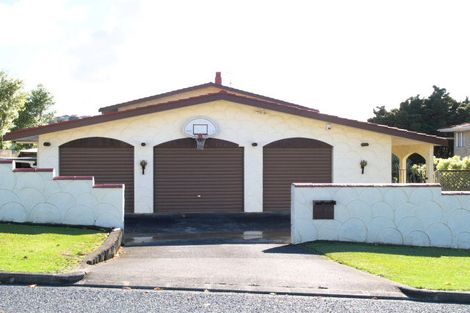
59,137 -> 135,213
392,154 -> 400,183
60,137 -> 133,148
155,137 -> 239,149
264,137 -> 333,149
263,137 -> 333,212
154,137 -> 244,213
406,153 -> 427,183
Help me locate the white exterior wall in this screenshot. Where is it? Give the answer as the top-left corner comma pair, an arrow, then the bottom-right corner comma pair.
37,100 -> 393,213
291,184 -> 470,249
0,162 -> 124,228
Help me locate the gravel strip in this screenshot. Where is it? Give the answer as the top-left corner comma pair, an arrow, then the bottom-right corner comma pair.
0,285 -> 468,313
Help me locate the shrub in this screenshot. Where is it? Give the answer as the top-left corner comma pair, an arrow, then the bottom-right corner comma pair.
434,156 -> 470,191
434,156 -> 470,170
410,164 -> 427,183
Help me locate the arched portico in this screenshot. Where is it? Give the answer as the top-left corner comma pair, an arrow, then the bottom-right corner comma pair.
392,144 -> 434,183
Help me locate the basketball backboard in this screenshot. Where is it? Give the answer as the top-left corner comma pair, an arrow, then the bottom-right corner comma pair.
183,117 -> 218,137
183,117 -> 218,150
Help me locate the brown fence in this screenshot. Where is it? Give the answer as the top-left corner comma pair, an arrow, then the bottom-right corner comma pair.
436,170 -> 470,191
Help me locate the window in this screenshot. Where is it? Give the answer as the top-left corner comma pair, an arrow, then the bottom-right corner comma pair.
456,132 -> 465,147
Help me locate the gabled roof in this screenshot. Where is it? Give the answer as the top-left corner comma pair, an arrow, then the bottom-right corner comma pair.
99,82 -> 320,114
4,90 -> 448,145
439,122 -> 470,133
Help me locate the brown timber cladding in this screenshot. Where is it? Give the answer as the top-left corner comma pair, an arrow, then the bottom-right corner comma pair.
59,137 -> 134,213
263,138 -> 333,212
154,138 -> 244,213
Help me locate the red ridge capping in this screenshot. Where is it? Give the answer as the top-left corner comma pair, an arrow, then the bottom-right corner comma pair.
53,176 -> 93,180
13,168 -> 53,173
0,160 -> 13,164
93,184 -> 124,188
97,82 -> 317,114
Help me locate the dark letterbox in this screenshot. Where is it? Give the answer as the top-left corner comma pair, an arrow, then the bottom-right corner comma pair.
313,200 -> 336,220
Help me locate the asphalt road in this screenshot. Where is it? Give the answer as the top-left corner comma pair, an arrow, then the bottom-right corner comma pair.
0,286 -> 467,313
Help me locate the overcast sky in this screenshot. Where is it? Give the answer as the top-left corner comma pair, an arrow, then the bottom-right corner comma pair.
1,0 -> 469,121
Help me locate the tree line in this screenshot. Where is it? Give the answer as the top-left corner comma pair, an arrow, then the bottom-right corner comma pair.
0,71 -> 55,149
368,86 -> 470,157
368,86 -> 470,135
0,71 -> 87,150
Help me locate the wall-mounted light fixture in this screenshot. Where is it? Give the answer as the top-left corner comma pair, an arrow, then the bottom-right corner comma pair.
43,142 -> 51,147
140,160 -> 148,175
141,142 -> 146,147
360,160 -> 368,174
252,142 -> 258,147
361,142 -> 369,147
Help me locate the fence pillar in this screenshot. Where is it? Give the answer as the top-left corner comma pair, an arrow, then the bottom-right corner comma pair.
425,145 -> 435,183
399,156 -> 407,183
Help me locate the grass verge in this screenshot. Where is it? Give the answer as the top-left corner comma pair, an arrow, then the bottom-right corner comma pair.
306,241 -> 470,291
0,223 -> 108,273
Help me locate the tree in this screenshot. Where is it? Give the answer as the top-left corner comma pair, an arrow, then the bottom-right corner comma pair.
50,115 -> 82,123
368,86 -> 470,136
369,86 -> 470,157
0,71 -> 56,150
13,85 -> 55,130
0,71 -> 26,149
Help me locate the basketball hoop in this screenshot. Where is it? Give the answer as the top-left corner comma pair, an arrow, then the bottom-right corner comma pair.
195,133 -> 208,150
183,117 -> 218,150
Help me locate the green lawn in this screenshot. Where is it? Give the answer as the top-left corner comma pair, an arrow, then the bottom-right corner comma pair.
0,223 -> 108,273
306,241 -> 470,291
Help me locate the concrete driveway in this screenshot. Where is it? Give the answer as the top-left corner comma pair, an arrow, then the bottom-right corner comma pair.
78,214 -> 404,298
122,213 -> 291,245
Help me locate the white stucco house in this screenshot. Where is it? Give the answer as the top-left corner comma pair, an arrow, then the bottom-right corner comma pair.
4,73 -> 447,215
439,123 -> 470,157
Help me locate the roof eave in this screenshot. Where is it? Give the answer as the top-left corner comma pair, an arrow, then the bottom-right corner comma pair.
4,92 -> 447,146
439,127 -> 470,133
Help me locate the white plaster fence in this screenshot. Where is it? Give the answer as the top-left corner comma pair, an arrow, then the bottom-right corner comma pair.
291,183 -> 470,249
0,160 -> 124,229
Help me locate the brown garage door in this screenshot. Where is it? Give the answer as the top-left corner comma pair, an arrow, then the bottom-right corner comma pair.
59,137 -> 134,213
154,138 -> 244,213
263,137 -> 332,212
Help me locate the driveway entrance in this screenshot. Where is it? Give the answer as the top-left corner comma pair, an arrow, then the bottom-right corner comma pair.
78,214 -> 403,297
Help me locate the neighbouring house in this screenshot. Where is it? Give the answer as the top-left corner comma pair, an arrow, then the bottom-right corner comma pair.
4,73 -> 447,214
439,123 -> 470,157
0,148 -> 36,168
0,150 -> 16,158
